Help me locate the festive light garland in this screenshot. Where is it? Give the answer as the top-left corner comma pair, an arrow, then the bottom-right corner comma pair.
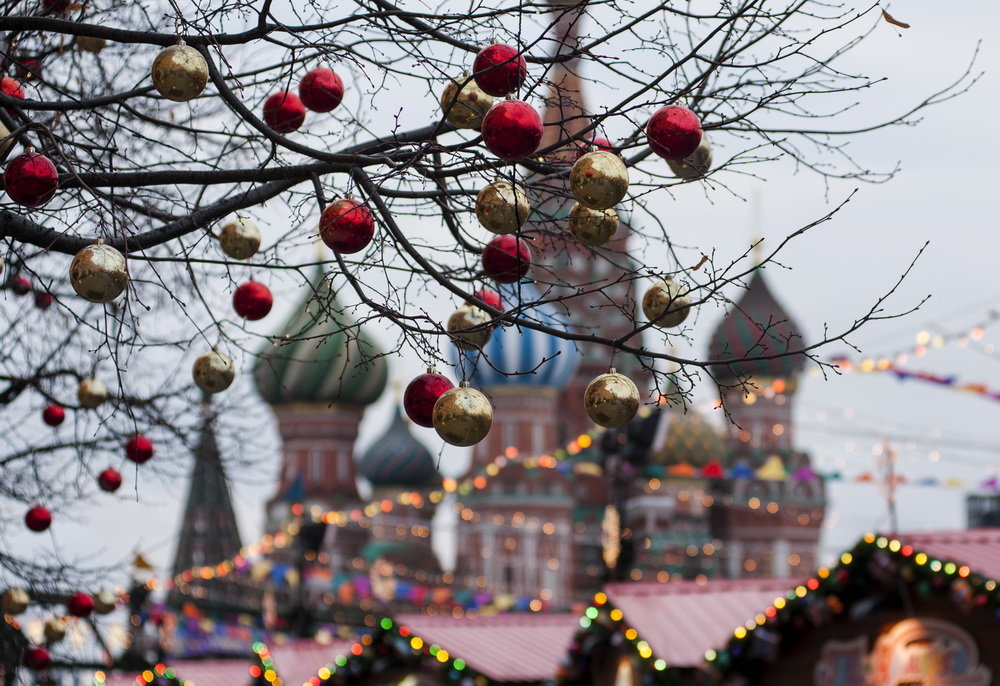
831,356 -> 1000,404
92,663 -> 185,686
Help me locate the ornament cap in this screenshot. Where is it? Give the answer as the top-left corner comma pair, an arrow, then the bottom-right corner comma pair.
459,380 -> 470,388
426,366 -> 438,374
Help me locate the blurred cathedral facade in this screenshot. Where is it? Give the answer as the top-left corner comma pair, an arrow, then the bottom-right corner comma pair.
166,0 -> 825,636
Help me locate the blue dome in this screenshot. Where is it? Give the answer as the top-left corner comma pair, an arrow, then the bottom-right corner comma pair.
450,283 -> 580,389
359,407 -> 439,488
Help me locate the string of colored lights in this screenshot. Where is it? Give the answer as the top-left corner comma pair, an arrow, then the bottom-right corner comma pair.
831,357 -> 1000,404
844,310 -> 998,365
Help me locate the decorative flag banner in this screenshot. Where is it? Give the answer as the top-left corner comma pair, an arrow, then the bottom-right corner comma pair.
831,356 -> 1000,404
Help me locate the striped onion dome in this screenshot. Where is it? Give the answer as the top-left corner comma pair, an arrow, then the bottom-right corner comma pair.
650,409 -> 724,468
359,406 -> 439,488
253,269 -> 388,406
450,283 -> 579,389
708,270 -> 806,384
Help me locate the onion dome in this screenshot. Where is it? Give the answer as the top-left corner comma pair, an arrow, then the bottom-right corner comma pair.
359,407 -> 439,489
451,283 -> 579,389
650,409 -> 724,468
707,270 -> 806,384
254,269 -> 388,406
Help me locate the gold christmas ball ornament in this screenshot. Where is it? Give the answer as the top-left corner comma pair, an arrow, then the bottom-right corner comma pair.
0,120 -> 13,157
192,351 -> 236,394
584,368 -> 640,428
567,202 -> 619,246
76,35 -> 107,54
440,73 -> 494,129
43,618 -> 67,643
570,150 -> 629,210
151,43 -> 209,102
447,305 -> 492,350
475,180 -> 530,235
666,134 -> 713,179
432,382 -> 493,447
642,278 -> 691,329
218,218 -> 261,260
69,243 -> 129,303
78,378 -> 109,409
1,587 -> 30,615
92,589 -> 117,615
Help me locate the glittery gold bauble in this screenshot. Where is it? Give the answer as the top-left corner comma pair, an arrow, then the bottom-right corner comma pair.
567,202 -> 619,246
447,305 -> 492,350
666,134 -> 713,179
192,351 -> 235,394
0,120 -> 13,157
584,368 -> 639,428
475,180 -> 530,235
1,587 -> 30,615
43,618 -> 67,643
75,35 -> 107,54
570,151 -> 629,210
440,73 -> 494,130
432,382 -> 493,447
218,218 -> 261,260
69,243 -> 129,303
641,278 -> 691,329
151,43 -> 208,102
78,378 -> 109,409
92,589 -> 117,615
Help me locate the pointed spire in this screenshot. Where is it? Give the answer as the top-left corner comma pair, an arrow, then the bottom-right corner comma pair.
539,1 -> 592,159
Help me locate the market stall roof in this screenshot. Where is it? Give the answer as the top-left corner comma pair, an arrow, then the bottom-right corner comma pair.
605,578 -> 798,667
894,528 -> 1000,579
395,612 -> 579,682
103,659 -> 252,686
269,638 -> 352,686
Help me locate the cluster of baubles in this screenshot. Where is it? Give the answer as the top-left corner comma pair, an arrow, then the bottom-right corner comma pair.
2,586 -> 118,673
402,369 -> 493,447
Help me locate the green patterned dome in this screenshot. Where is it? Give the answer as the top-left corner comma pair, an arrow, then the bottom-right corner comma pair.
253,269 -> 388,406
650,410 -> 724,468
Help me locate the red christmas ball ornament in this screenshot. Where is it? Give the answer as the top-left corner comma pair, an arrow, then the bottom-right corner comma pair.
66,592 -> 94,618
403,369 -> 455,428
233,281 -> 273,320
298,67 -> 344,113
646,105 -> 703,161
11,275 -> 32,296
473,44 -> 528,97
25,505 -> 51,532
481,100 -> 543,161
22,646 -> 51,671
4,152 -> 59,207
125,434 -> 154,464
481,235 -> 531,283
40,0 -> 71,14
98,467 -> 122,492
1,77 -> 25,99
262,91 -> 306,133
34,291 -> 54,310
575,137 -> 616,159
319,199 -> 375,254
42,403 -> 65,427
470,288 -> 503,312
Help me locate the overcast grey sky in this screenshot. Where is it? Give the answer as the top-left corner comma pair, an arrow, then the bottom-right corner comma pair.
6,2 -> 997,589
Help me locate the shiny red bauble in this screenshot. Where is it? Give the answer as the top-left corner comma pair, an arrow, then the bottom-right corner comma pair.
470,288 -> 503,312
403,371 -> 455,428
34,291 -> 54,309
67,592 -> 94,618
299,68 -> 344,113
575,137 -> 616,159
319,199 -> 375,254
233,280 -> 273,320
4,152 -> 59,207
25,505 -> 51,532
473,44 -> 528,97
481,100 -> 543,161
11,276 -> 32,295
40,0 -> 71,14
125,434 -> 154,464
262,91 -> 306,134
646,105 -> 703,161
22,646 -> 51,671
98,467 -> 123,492
1,77 -> 24,98
482,235 -> 532,283
42,403 -> 65,426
